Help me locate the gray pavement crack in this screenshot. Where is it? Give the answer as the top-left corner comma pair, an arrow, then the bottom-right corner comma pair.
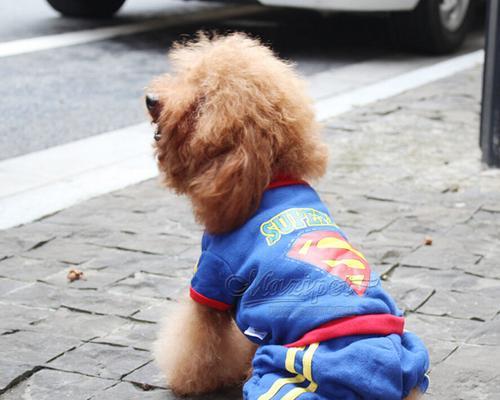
42,365 -> 117,381
399,263 -> 440,271
0,255 -> 12,264
0,365 -> 43,395
363,195 -> 398,203
26,236 -> 56,252
366,218 -> 399,236
87,340 -> 129,349
406,288 -> 435,313
138,270 -> 178,279
33,209 -> 62,223
473,254 -> 484,265
1,329 -> 21,336
480,206 -> 500,214
129,381 -> 164,392
123,312 -> 157,325
58,304 -> 158,324
108,272 -> 136,286
46,345 -> 79,363
119,359 -> 152,381
88,243 -> 162,256
460,205 -> 483,225
433,344 -> 460,368
120,230 -> 137,235
415,310 -> 486,322
60,304 -> 107,317
380,263 -> 399,281
453,267 -> 500,281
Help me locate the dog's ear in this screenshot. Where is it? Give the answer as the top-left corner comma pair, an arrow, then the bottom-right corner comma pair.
188,124 -> 273,234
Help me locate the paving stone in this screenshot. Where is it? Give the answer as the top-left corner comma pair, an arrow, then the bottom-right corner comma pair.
89,382 -> 172,400
382,279 -> 434,313
404,313 -> 482,365
2,282 -> 152,317
445,223 -> 499,252
360,240 -> 414,265
109,271 -> 188,301
0,330 -> 79,365
84,231 -> 193,257
77,249 -> 166,273
482,203 -> 500,213
95,321 -> 157,350
58,288 -> 153,317
401,238 -> 482,270
389,265 -> 500,293
32,308 -> 128,340
405,313 -> 483,344
462,247 -> 500,279
417,288 -> 500,321
0,359 -> 38,392
1,368 -> 112,400
363,222 -> 427,250
2,282 -> 66,309
0,303 -> 54,332
132,300 -> 180,324
42,265 -> 130,289
0,228 -> 56,258
48,342 -> 151,380
0,256 -> 68,282
0,277 -> 29,295
136,256 -> 196,279
429,344 -> 500,399
23,238 -> 107,265
466,315 -> 500,346
123,360 -> 166,389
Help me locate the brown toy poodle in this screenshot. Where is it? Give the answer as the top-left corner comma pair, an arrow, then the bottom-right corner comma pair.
146,33 -> 428,400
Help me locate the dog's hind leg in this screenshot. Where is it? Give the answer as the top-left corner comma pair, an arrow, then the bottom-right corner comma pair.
404,388 -> 424,400
154,299 -> 256,396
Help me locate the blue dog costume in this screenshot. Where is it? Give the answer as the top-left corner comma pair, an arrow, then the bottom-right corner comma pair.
190,179 -> 429,399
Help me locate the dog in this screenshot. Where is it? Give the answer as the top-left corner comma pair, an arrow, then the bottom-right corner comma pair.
146,32 -> 429,400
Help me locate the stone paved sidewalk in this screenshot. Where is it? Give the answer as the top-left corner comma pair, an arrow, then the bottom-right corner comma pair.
1,65 -> 499,399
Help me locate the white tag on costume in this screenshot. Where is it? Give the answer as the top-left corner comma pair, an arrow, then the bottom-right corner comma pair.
244,326 -> 268,340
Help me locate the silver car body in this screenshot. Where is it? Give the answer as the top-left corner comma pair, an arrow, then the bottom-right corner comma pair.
257,0 -> 420,11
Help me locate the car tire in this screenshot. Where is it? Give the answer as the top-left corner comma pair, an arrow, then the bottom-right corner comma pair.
46,0 -> 126,18
391,0 -> 472,54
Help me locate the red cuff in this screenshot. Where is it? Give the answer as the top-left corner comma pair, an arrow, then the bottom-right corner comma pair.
267,176 -> 308,190
285,314 -> 405,348
189,287 -> 232,311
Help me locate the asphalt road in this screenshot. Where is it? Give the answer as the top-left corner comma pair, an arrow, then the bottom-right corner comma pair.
0,0 -> 485,161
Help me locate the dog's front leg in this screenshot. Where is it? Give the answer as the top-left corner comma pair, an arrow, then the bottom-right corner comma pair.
154,299 -> 256,396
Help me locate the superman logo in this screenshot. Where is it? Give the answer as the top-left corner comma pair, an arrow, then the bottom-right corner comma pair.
288,230 -> 371,296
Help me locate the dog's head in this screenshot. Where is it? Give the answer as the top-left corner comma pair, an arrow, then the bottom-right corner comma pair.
146,32 -> 327,234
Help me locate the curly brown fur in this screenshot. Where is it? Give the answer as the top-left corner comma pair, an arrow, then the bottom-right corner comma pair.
154,300 -> 256,396
148,32 -> 327,234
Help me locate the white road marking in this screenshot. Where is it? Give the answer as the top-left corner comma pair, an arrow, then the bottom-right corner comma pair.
0,4 -> 264,58
0,49 -> 484,229
0,123 -> 155,229
315,49 -> 484,120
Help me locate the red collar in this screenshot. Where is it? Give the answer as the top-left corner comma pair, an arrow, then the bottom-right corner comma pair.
267,175 -> 308,190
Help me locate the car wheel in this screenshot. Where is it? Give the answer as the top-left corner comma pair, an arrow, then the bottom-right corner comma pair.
391,0 -> 472,54
46,0 -> 126,18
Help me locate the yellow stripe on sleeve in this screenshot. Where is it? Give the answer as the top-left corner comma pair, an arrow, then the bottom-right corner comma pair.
281,343 -> 320,400
285,348 -> 300,374
258,343 -> 319,400
280,381 -> 318,400
257,375 -> 306,400
303,343 -> 319,383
